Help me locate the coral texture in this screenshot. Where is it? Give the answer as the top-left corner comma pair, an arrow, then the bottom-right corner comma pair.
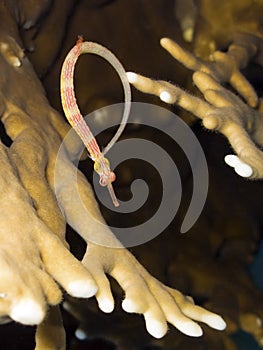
128,33 -> 263,179
0,1 -> 227,349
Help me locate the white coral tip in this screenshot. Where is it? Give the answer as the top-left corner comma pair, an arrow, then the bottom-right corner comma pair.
10,299 -> 44,325
145,319 -> 167,339
98,298 -> 114,313
122,299 -> 137,313
224,154 -> 253,178
224,154 -> 241,167
179,321 -> 203,337
160,38 -> 170,47
75,328 -> 87,340
126,72 -> 139,84
235,163 -> 253,178
160,90 -> 174,104
12,57 -> 21,67
205,315 -> 227,330
67,280 -> 98,298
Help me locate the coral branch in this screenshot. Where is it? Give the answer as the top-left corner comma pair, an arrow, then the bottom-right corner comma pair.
0,2 -> 228,347
127,34 -> 263,179
0,140 -> 98,328
55,148 -> 226,338
81,243 -> 226,338
160,35 -> 259,107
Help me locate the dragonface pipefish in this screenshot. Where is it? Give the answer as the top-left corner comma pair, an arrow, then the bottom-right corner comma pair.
60,37 -> 131,207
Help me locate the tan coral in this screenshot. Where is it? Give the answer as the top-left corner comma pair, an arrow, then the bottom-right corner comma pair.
127,34 -> 263,179
0,4 -> 227,350
0,139 -> 97,320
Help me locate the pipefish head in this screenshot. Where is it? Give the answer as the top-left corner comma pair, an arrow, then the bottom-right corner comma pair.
94,156 -> 119,207
94,156 -> 116,187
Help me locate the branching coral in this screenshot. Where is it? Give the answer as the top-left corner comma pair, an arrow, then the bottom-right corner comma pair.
0,1 -> 227,349
0,33 -> 100,349
127,33 -> 263,179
